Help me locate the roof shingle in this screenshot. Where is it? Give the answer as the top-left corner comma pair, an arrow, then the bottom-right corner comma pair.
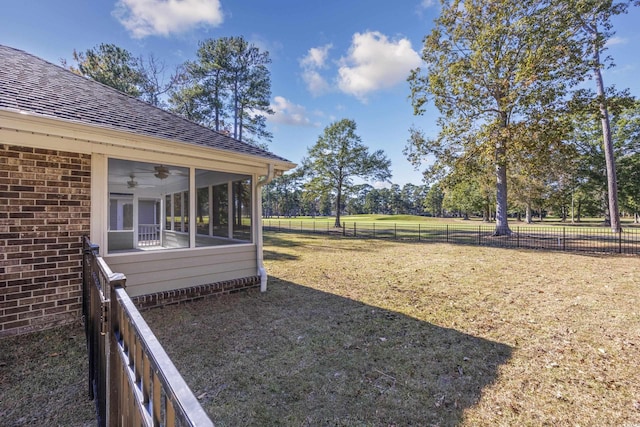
0,45 -> 291,164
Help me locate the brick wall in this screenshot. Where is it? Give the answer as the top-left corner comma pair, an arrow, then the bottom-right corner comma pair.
0,144 -> 91,337
133,276 -> 261,311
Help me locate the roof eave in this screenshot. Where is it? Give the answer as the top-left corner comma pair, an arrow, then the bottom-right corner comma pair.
0,108 -> 297,172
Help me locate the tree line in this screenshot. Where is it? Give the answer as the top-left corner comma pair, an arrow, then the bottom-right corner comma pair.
66,0 -> 639,231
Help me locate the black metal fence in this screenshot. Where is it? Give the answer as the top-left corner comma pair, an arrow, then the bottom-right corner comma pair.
262,219 -> 640,255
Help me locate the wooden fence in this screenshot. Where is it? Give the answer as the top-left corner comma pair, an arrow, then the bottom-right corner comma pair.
263,220 -> 640,255
82,236 -> 213,426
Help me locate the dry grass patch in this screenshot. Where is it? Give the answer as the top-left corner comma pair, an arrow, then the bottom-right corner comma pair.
0,322 -> 95,426
144,233 -> 640,426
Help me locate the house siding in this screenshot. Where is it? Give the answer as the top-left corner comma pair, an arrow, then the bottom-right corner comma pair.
104,244 -> 258,297
0,144 -> 91,337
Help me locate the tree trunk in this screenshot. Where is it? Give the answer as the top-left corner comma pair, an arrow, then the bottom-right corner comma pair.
525,203 -> 533,224
238,106 -> 243,142
494,134 -> 511,236
602,191 -> 611,226
334,187 -> 342,228
571,191 -> 574,223
592,27 -> 621,233
233,78 -> 239,139
214,78 -> 221,132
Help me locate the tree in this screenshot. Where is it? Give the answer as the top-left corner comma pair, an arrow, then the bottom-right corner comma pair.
170,37 -> 274,147
364,188 -> 384,214
70,43 -> 143,97
407,0 -> 584,235
615,102 -> 640,222
137,53 -> 182,107
168,81 -> 214,126
179,39 -> 232,133
564,0 -> 636,232
302,119 -> 392,227
424,182 -> 445,217
443,179 -> 486,219
69,44 -> 180,106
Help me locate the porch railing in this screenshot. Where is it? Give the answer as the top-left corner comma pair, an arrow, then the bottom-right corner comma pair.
138,224 -> 160,247
82,236 -> 213,426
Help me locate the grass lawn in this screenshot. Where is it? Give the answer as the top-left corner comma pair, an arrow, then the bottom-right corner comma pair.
0,322 -> 95,426
142,232 -> 640,426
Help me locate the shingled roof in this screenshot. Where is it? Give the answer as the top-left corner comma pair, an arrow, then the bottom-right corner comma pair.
0,45 -> 291,164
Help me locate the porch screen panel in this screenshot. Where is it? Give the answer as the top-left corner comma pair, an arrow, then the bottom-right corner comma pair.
232,179 -> 252,241
107,158 -> 189,252
195,169 -> 252,247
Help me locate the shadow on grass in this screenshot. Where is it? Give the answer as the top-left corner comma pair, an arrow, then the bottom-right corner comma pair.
144,278 -> 513,426
0,322 -> 95,426
263,249 -> 299,261
263,233 -> 307,248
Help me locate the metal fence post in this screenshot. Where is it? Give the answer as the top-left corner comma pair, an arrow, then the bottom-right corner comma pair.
395,223 -> 397,240
446,224 -> 449,243
619,229 -> 623,254
478,225 -> 481,245
418,224 -> 421,241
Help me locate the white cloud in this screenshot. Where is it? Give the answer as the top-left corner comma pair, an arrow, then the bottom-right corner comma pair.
302,70 -> 331,97
300,44 -> 332,68
270,96 -> 318,127
337,31 -> 422,101
606,36 -> 627,47
300,44 -> 333,96
418,0 -> 436,8
113,0 -> 224,38
415,0 -> 437,17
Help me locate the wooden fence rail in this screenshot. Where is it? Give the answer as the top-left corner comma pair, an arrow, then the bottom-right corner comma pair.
82,236 -> 213,426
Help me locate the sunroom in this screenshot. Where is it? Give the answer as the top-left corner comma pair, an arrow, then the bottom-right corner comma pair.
107,158 -> 253,253
101,153 -> 273,298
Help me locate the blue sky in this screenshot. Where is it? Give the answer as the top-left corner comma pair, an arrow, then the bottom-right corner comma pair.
2,1 -> 640,185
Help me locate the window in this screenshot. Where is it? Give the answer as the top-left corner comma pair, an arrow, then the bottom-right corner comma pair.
106,158 -> 253,253
195,169 -> 252,247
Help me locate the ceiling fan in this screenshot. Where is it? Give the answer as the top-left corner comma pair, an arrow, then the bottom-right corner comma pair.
127,174 -> 138,188
126,174 -> 155,189
134,165 -> 188,180
154,165 -> 171,179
